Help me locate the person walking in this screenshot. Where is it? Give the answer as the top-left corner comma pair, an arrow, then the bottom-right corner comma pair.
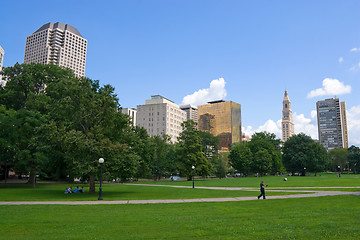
258,180 -> 266,199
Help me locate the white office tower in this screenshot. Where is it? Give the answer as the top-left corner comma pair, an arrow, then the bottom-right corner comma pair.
137,95 -> 187,143
0,45 -> 4,86
24,22 -> 87,77
121,108 -> 137,127
282,90 -> 294,142
180,104 -> 198,123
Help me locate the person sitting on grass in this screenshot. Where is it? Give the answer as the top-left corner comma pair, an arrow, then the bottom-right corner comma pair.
65,188 -> 69,194
67,187 -> 72,194
73,186 -> 80,193
80,186 -> 85,193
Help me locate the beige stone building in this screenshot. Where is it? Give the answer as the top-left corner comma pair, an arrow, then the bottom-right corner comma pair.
121,108 -> 137,127
282,90 -> 294,142
180,104 -> 198,124
24,22 -> 87,77
198,100 -> 241,150
137,95 -> 187,143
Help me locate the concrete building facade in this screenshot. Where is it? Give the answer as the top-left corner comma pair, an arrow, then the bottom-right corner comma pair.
180,104 -> 198,124
136,95 -> 187,143
282,90 -> 295,142
24,22 -> 87,77
198,100 -> 241,150
316,98 -> 349,151
121,108 -> 137,127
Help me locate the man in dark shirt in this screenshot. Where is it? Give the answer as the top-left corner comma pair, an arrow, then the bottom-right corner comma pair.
258,181 -> 266,199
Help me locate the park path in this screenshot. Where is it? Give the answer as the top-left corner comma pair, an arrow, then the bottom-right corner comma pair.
0,184 -> 359,205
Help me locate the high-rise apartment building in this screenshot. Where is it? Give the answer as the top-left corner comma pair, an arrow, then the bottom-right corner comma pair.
316,98 -> 349,151
0,45 -> 4,86
121,108 -> 137,127
198,100 -> 241,150
180,104 -> 198,124
282,90 -> 294,142
24,22 -> 87,77
136,95 -> 187,143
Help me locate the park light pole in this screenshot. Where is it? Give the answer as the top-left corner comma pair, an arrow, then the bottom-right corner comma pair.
192,166 -> 195,189
98,158 -> 104,200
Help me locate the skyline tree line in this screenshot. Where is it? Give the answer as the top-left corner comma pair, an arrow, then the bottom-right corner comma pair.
0,63 -> 359,191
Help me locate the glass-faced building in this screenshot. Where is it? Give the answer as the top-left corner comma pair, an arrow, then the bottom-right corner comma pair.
198,100 -> 241,150
316,98 -> 349,151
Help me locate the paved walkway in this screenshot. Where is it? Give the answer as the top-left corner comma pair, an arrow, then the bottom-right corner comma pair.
0,184 -> 359,205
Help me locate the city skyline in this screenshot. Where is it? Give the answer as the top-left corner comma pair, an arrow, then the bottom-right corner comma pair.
0,1 -> 359,146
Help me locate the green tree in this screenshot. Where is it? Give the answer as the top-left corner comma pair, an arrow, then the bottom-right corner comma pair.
229,142 -> 252,175
199,130 -> 219,158
329,148 -> 349,173
253,149 -> 272,176
0,106 -> 17,183
176,120 -> 212,180
348,145 -> 360,174
283,133 -> 328,175
248,132 -> 283,175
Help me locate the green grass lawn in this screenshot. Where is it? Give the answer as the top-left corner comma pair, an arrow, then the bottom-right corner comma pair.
0,183 -> 302,201
0,174 -> 359,201
137,173 -> 360,188
0,195 -> 359,239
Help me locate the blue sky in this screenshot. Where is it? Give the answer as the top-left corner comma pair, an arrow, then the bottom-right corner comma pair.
1,0 -> 359,145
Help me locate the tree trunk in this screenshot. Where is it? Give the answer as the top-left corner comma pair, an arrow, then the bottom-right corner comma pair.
89,175 -> 95,194
4,165 -> 7,184
28,170 -> 36,188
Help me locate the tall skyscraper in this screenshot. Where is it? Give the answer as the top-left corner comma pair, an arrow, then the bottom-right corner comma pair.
282,90 -> 294,142
180,104 -> 198,124
198,100 -> 241,150
24,22 -> 87,77
136,95 -> 187,143
0,45 -> 4,86
316,98 -> 349,151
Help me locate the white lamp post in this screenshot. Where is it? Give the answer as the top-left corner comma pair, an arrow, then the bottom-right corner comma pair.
98,158 -> 104,200
192,166 -> 195,188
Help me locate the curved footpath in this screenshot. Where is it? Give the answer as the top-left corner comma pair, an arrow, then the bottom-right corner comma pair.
0,184 -> 359,205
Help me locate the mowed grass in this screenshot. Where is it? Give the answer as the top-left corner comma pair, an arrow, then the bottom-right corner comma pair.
0,183 -> 300,201
0,174 -> 359,201
139,173 -> 360,188
0,195 -> 359,239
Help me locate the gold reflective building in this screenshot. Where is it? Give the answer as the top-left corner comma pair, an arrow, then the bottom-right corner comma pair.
198,100 -> 241,150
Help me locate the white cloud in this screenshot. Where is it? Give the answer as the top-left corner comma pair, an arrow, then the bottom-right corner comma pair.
293,112 -> 318,140
347,105 -> 360,146
350,48 -> 360,52
338,57 -> 344,63
181,78 -> 227,106
307,78 -> 351,98
243,112 -> 318,141
243,119 -> 282,139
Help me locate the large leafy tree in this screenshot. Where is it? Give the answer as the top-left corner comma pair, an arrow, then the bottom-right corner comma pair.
328,148 -> 349,173
248,132 -> 283,175
283,133 -> 329,175
176,120 -> 212,180
348,145 -> 360,174
229,142 -> 252,175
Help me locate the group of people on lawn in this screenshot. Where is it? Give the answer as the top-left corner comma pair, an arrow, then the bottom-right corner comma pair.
65,186 -> 84,194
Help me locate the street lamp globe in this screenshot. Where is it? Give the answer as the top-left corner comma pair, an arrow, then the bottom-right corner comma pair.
192,165 -> 195,170
99,158 -> 104,164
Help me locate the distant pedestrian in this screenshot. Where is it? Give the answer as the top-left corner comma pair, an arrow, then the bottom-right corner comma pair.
257,181 -> 266,199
